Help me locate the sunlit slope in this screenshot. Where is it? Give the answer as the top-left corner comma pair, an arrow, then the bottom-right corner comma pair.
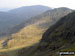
0,24 -> 44,56
0,16 -> 54,56
7,14 -> 54,48
0,17 -> 50,55
0,12 -> 52,49
7,25 -> 44,48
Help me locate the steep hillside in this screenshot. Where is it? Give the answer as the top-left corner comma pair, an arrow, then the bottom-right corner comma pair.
26,11 -> 75,56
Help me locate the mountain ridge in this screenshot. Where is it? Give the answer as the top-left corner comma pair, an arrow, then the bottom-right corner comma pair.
8,7 -> 73,35
0,5 -> 51,37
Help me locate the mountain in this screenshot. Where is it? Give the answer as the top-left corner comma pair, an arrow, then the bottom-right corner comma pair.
26,11 -> 75,56
0,6 -> 73,37
0,12 -> 19,36
0,7 -> 73,56
9,7 -> 72,35
9,5 -> 51,20
0,7 -> 72,48
0,5 -> 50,37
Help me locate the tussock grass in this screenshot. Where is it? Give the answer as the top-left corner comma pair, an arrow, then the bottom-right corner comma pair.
0,25 -> 44,56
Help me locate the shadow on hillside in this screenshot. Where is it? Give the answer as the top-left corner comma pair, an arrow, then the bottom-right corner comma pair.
0,43 -> 39,56
17,43 -> 39,56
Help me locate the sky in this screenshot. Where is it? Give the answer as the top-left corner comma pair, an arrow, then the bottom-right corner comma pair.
0,0 -> 75,9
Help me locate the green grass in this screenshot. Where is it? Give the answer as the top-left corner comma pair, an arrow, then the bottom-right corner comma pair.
61,46 -> 75,52
0,43 -> 39,56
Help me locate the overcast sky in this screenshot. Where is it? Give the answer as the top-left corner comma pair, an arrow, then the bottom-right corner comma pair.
0,0 -> 75,9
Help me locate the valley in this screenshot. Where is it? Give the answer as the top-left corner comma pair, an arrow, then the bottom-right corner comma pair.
0,5 -> 74,56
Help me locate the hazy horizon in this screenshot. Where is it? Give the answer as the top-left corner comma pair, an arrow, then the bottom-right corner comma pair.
0,5 -> 73,12
0,0 -> 75,10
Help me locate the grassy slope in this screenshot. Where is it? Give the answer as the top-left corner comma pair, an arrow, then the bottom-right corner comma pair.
0,25 -> 45,56
0,8 -> 73,56
8,25 -> 43,48
0,14 -> 50,56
